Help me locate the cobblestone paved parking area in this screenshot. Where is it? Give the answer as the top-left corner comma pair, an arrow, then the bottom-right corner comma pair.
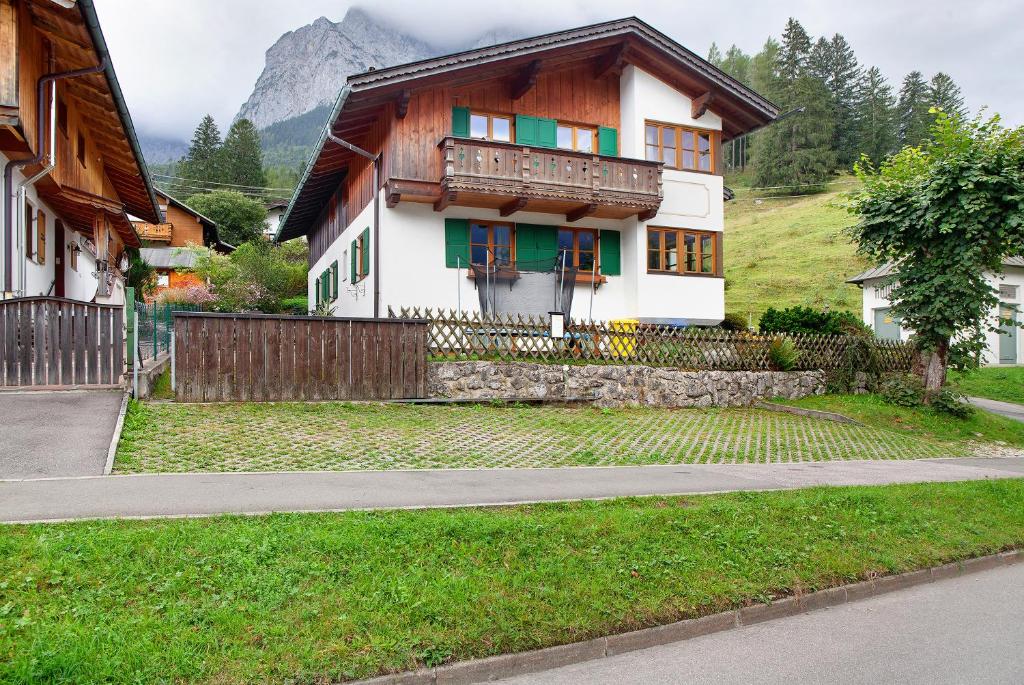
114,402 -> 968,474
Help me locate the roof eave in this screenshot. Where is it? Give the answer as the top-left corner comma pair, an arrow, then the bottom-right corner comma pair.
78,0 -> 163,225
275,85 -> 352,243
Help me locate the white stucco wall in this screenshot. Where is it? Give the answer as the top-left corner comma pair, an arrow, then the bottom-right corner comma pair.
860,268 -> 1024,366
308,198 -> 376,317
0,153 -> 102,302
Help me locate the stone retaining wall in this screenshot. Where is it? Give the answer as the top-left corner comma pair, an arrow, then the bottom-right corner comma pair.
428,361 -> 828,408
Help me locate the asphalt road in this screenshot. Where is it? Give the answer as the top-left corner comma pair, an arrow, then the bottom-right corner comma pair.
0,389 -> 122,478
1,456 -> 1022,523
969,396 -> 1024,423
498,563 -> 1024,685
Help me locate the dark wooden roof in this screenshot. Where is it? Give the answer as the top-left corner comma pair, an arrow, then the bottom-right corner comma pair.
277,17 -> 779,242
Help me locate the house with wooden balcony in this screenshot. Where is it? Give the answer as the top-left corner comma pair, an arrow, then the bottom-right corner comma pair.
276,17 -> 778,325
131,188 -> 231,297
0,0 -> 160,304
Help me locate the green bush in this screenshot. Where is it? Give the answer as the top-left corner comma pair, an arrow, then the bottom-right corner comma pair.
931,388 -> 975,419
759,305 -> 869,336
719,312 -> 749,332
880,374 -> 924,407
768,336 -> 799,371
280,296 -> 308,315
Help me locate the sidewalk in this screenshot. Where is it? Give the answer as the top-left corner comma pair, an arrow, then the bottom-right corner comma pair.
2,456 -> 1022,524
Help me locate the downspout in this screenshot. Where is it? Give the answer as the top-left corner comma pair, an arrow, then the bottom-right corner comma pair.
3,60 -> 106,295
326,131 -> 381,318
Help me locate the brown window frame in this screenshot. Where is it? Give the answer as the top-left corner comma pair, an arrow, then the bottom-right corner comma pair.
36,208 -> 46,265
469,111 -> 514,143
646,227 -> 720,277
556,123 -> 597,153
645,121 -> 716,173
469,220 -> 515,267
557,227 -> 599,273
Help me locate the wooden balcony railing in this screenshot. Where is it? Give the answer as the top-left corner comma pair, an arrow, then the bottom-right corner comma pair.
134,222 -> 173,242
438,136 -> 662,217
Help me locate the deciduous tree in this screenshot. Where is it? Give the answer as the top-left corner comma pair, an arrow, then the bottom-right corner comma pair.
848,112 -> 1024,394
186,190 -> 268,247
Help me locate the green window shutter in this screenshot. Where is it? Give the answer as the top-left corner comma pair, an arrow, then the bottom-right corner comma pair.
599,230 -> 621,276
350,239 -> 357,281
515,224 -> 558,269
330,260 -> 339,298
515,115 -> 538,146
361,227 -> 371,277
452,106 -> 470,137
537,118 -> 557,149
598,127 -> 618,156
444,218 -> 470,268
322,270 -> 330,302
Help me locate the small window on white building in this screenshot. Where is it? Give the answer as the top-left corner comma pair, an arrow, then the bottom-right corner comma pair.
156,273 -> 169,288
998,284 -> 1018,300
342,249 -> 348,282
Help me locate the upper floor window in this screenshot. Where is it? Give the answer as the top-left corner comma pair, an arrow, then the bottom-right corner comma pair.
57,99 -> 68,136
647,227 -> 718,276
77,132 -> 87,167
470,220 -> 513,267
470,112 -> 512,142
556,124 -> 596,153
645,122 -> 714,172
558,227 -> 597,272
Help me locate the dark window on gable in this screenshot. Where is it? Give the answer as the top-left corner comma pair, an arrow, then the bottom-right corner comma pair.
57,99 -> 68,136
77,132 -> 86,167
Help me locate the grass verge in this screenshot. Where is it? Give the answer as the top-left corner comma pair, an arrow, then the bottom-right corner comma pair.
2,479 -> 1023,684
783,393 -> 1024,448
949,366 -> 1024,405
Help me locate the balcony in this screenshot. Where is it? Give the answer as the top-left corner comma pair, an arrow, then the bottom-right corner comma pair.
134,222 -> 173,242
429,136 -> 663,221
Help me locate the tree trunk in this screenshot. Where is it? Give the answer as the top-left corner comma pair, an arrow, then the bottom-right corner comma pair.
914,337 -> 949,400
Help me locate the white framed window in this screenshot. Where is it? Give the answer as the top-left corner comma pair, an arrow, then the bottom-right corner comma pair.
156,273 -> 169,288
998,284 -> 1019,300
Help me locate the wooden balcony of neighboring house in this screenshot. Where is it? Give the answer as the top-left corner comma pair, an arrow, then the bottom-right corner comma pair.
386,137 -> 664,222
133,222 -> 173,242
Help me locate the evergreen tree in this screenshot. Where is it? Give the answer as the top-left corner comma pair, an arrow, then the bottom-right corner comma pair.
810,34 -> 862,167
752,19 -> 835,187
221,118 -> 267,191
855,66 -> 898,164
750,38 -> 780,97
896,71 -> 933,147
707,42 -> 723,66
720,45 -> 752,86
178,114 -> 224,194
929,72 -> 966,118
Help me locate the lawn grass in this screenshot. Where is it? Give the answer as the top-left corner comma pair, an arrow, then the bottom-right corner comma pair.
949,366 -> 1024,405
149,368 -> 173,400
114,400 -> 970,474
724,177 -> 869,323
783,393 -> 1024,448
2,480 -> 1022,684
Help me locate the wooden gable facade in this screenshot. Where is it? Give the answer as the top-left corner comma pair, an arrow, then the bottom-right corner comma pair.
0,0 -> 160,291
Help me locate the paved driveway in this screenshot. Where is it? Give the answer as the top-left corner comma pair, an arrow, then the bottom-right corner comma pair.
0,389 -> 123,479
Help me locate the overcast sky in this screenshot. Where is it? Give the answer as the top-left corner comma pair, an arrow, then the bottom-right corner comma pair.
93,0 -> 1023,141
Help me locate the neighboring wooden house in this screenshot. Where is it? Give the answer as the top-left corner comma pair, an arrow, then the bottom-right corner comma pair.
0,0 -> 161,304
849,259 -> 1024,366
276,17 -> 778,325
131,188 -> 230,296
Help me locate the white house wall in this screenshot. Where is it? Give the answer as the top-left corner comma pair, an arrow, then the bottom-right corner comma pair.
861,268 -> 1024,366
0,153 -> 101,303
308,198 -> 376,317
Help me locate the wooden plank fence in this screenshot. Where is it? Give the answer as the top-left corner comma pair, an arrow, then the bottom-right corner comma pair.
389,307 -> 915,373
0,297 -> 124,387
173,312 -> 429,402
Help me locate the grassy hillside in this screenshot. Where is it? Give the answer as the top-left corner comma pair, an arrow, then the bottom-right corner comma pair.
724,177 -> 870,324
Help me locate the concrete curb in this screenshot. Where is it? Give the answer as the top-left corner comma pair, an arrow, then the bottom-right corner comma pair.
757,401 -> 863,425
352,549 -> 1021,685
103,391 -> 130,476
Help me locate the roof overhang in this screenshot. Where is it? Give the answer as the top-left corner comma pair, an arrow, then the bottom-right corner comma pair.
14,0 -> 163,224
276,17 -> 779,242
